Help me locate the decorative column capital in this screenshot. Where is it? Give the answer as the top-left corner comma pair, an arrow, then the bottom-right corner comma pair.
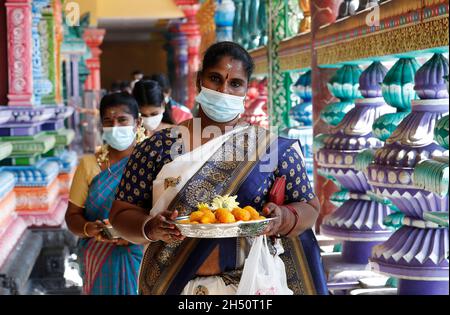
83,28 -> 105,91
83,28 -> 105,59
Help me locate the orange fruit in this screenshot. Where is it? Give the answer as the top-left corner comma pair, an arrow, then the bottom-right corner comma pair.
232,208 -> 251,221
218,212 -> 236,223
215,208 -> 230,220
243,206 -> 260,220
200,216 -> 215,224
189,211 -> 205,222
178,220 -> 190,224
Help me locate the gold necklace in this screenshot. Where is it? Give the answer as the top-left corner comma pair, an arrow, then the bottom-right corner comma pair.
97,144 -> 112,173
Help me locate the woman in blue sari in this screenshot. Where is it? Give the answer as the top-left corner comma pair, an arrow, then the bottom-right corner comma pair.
110,42 -> 328,295
65,92 -> 144,295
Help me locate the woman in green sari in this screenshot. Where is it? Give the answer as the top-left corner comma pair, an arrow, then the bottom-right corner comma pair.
110,42 -> 327,295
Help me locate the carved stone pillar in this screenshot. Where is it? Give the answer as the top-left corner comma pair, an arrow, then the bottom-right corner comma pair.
215,0 -> 235,42
311,0 -> 341,232
176,0 -> 201,109
83,28 -> 105,92
39,6 -> 57,105
6,0 -> 34,106
0,0 -> 8,105
167,24 -> 189,106
52,0 -> 63,104
31,0 -> 52,106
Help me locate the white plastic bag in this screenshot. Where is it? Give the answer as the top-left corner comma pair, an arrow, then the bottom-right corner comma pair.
236,235 -> 293,295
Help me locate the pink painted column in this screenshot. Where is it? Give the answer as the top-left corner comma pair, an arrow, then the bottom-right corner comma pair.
83,28 -> 105,91
6,0 -> 34,106
0,0 -> 8,105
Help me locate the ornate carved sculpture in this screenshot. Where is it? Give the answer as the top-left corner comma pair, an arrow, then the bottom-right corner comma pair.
317,61 -> 396,264
368,54 -> 449,295
299,0 -> 311,33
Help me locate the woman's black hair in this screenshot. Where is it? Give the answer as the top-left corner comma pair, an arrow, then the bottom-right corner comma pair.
99,92 -> 139,120
132,80 -> 164,108
132,80 -> 174,124
201,41 -> 254,80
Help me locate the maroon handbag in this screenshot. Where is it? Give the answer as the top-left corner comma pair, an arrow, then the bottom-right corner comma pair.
268,177 -> 286,206
268,177 -> 299,237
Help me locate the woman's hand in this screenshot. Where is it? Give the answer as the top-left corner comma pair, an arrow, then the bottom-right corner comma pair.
262,202 -> 291,236
144,210 -> 186,243
85,220 -> 105,238
94,233 -> 130,246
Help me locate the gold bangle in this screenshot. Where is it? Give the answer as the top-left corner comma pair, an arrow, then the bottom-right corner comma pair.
83,222 -> 91,238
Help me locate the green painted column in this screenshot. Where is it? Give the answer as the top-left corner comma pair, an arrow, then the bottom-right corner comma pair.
40,7 -> 57,105
267,0 -> 302,131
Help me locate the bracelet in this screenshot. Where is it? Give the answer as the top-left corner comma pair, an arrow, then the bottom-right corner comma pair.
142,216 -> 157,243
281,205 -> 299,238
83,222 -> 91,238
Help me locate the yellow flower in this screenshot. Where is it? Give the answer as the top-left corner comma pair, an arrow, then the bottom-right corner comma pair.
197,203 -> 211,212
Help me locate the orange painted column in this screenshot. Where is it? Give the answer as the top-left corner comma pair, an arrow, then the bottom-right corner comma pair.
83,28 -> 105,91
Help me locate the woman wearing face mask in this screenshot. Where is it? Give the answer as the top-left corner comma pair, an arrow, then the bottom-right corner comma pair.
133,80 -> 174,136
110,42 -> 327,295
65,92 -> 144,295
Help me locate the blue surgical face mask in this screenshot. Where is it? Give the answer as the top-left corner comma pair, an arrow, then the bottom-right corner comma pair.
102,126 -> 136,151
195,86 -> 246,123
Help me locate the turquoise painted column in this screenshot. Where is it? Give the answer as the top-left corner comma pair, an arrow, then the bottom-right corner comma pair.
215,0 -> 235,42
31,0 -> 52,106
232,0 -> 243,45
248,0 -> 260,49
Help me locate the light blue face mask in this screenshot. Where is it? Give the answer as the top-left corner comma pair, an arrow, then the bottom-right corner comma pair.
102,126 -> 136,151
195,86 -> 246,123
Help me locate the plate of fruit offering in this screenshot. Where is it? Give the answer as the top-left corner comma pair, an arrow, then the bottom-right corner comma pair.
171,195 -> 277,238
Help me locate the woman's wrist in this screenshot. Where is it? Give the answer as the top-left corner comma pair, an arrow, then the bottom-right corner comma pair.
142,217 -> 157,243
281,205 -> 299,237
83,222 -> 91,238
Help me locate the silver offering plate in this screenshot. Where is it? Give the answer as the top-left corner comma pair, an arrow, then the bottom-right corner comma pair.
172,216 -> 278,238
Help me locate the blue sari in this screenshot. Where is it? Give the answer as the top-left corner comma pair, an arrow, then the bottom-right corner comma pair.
116,125 -> 328,295
78,157 -> 143,295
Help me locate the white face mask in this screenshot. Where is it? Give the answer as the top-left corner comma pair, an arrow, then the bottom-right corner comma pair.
195,86 -> 246,123
102,126 -> 136,151
142,114 -> 163,131
164,96 -> 170,104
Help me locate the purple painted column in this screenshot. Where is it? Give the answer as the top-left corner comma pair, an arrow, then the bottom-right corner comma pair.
318,62 -> 396,264
369,53 -> 449,295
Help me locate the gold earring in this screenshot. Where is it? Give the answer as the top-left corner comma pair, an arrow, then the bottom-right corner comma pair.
136,124 -> 147,143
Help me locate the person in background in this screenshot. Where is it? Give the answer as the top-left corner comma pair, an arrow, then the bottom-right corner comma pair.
133,80 -> 174,136
110,81 -> 122,93
65,92 -> 144,295
150,73 -> 193,124
120,80 -> 132,94
131,70 -> 144,89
